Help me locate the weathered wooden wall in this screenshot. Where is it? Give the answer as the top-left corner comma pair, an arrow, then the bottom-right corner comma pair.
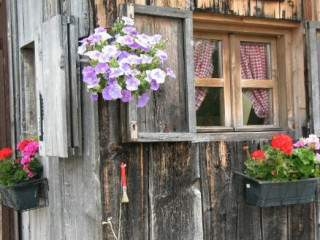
194,0 -> 301,20
6,0 -> 103,239
304,0 -> 320,21
96,1 -> 317,240
0,0 -> 16,239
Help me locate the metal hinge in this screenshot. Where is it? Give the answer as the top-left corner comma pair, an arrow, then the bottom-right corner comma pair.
62,16 -> 74,25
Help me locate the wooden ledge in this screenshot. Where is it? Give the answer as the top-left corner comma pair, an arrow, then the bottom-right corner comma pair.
193,12 -> 301,29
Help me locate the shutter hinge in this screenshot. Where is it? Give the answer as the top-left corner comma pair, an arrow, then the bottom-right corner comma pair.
130,121 -> 138,141
62,16 -> 74,25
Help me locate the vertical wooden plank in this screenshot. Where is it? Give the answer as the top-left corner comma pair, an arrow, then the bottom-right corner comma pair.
40,15 -> 68,157
199,141 -> 238,240
95,0 -> 118,29
149,142 -> 203,240
291,26 -> 305,138
235,140 -> 262,240
261,207 -> 288,240
120,144 -> 149,240
289,204 -> 315,240
307,25 -> 320,136
184,16 -> 196,133
0,50 -> 7,144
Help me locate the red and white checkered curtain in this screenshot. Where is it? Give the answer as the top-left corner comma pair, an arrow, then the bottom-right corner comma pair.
241,43 -> 270,121
194,40 -> 216,111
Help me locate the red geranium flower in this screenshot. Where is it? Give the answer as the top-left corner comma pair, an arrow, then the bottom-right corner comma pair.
252,150 -> 266,159
0,148 -> 13,160
17,139 -> 32,151
271,133 -> 293,155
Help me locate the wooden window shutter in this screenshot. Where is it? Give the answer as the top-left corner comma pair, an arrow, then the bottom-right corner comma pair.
35,15 -> 82,157
120,4 -> 196,142
307,22 -> 320,136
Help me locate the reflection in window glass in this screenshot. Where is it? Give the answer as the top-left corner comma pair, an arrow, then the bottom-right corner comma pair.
242,88 -> 273,125
197,88 -> 224,126
240,42 -> 271,80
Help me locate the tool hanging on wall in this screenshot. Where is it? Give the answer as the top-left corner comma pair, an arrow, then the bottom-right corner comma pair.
120,162 -> 129,203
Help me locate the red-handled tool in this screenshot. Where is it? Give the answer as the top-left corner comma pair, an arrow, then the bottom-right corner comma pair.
120,163 -> 129,203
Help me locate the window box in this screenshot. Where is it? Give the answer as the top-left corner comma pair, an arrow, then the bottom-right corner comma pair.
235,172 -> 318,207
0,178 -> 49,211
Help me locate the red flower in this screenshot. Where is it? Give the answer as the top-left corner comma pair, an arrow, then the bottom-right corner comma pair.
252,150 -> 266,159
271,133 -> 293,155
17,140 -> 32,151
0,148 -> 13,160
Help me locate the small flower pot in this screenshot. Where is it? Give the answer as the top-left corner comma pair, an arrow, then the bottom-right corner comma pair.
235,172 -> 318,207
0,178 -> 49,211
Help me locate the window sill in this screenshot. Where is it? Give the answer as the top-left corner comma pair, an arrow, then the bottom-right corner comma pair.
134,131 -> 285,142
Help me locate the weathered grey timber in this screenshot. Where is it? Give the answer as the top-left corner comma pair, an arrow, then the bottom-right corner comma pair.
120,4 -> 195,142
6,0 -> 103,239
3,0 -> 320,240
308,21 -> 320,136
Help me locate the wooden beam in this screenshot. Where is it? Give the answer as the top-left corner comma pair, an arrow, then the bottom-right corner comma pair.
193,12 -> 301,29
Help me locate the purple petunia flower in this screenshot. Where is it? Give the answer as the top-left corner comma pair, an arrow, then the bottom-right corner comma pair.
95,63 -> 110,74
150,79 -> 159,90
122,16 -> 134,26
137,93 -> 149,108
128,42 -> 141,50
166,68 -> 176,78
85,50 -> 102,60
108,78 -> 117,85
146,69 -> 166,84
88,34 -> 101,45
98,53 -> 113,63
102,86 -> 112,100
99,32 -> 113,41
123,27 -> 139,36
110,68 -> 124,78
125,76 -> 140,91
94,27 -> 106,33
108,83 -> 123,99
79,38 -> 88,44
78,43 -> 87,55
135,34 -> 149,49
118,51 -> 130,61
155,50 -> 168,63
102,45 -> 121,58
121,90 -> 132,102
149,34 -> 162,45
140,54 -> 153,64
120,63 -> 132,75
91,93 -> 99,101
116,35 -> 134,46
83,72 -> 100,86
82,66 -> 95,75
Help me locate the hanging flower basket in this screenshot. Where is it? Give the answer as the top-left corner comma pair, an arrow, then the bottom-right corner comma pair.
0,139 -> 48,211
235,172 -> 318,207
0,178 -> 49,211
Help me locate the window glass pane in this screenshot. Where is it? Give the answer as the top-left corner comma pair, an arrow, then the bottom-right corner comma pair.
196,88 -> 224,126
194,39 -> 223,78
242,88 -> 273,125
240,42 -> 271,80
